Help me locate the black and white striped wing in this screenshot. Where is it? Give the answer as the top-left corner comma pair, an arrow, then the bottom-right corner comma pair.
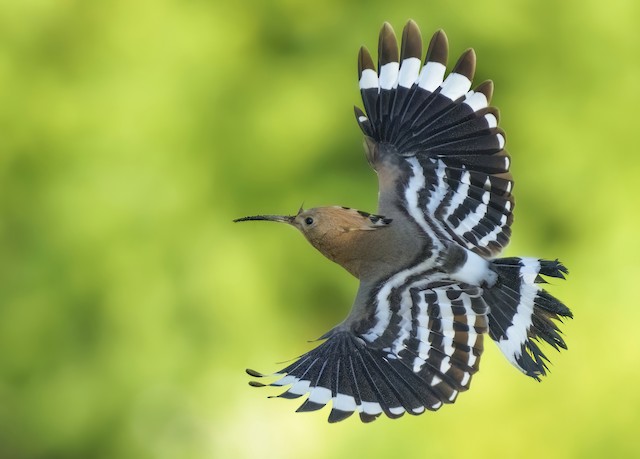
355,21 -> 514,257
247,282 -> 488,422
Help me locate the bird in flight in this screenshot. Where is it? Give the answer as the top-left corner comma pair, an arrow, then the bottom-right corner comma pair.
235,20 -> 572,423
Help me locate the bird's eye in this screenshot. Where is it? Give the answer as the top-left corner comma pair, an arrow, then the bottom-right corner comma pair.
304,217 -> 314,225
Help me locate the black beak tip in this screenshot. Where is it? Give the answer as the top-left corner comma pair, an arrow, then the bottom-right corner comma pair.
234,215 -> 262,223
232,215 -> 294,224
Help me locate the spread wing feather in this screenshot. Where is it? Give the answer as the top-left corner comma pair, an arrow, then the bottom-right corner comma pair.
247,281 -> 487,422
355,21 -> 514,257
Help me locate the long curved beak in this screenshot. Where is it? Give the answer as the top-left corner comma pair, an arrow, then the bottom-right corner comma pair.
233,214 -> 295,224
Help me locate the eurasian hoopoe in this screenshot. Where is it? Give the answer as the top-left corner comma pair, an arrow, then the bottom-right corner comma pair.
235,20 -> 571,423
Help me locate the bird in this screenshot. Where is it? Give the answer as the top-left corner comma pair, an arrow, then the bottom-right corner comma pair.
235,20 -> 572,423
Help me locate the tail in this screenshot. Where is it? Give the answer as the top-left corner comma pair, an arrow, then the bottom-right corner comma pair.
483,257 -> 572,380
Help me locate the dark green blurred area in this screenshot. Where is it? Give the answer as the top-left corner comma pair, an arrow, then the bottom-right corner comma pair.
1,1 -> 639,458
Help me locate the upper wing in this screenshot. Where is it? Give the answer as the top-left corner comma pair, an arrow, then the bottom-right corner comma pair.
247,281 -> 488,422
355,21 -> 514,257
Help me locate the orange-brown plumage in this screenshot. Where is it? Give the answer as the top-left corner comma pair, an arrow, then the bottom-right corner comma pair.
236,206 -> 417,278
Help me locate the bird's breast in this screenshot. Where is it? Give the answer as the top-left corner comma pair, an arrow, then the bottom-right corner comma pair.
348,224 -> 429,281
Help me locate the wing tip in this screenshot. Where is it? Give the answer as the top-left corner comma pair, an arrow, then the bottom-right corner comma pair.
475,80 -> 494,103
452,48 -> 476,80
378,22 -> 399,66
358,46 -> 375,76
426,29 -> 449,65
400,19 -> 422,61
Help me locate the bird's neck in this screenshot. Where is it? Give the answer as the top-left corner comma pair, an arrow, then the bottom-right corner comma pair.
304,229 -> 366,278
309,223 -> 425,280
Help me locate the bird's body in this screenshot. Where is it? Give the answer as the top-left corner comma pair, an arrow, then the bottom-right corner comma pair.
236,20 -> 572,422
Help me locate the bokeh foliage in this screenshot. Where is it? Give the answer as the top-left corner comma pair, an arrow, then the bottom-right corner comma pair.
1,0 -> 639,458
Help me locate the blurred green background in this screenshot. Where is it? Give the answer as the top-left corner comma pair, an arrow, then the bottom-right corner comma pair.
1,0 -> 639,458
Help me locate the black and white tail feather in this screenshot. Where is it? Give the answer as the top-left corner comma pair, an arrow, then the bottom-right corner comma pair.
484,257 -> 571,379
247,21 -> 571,422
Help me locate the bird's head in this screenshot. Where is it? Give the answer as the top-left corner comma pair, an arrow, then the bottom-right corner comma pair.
234,206 -> 392,277
234,206 -> 365,244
